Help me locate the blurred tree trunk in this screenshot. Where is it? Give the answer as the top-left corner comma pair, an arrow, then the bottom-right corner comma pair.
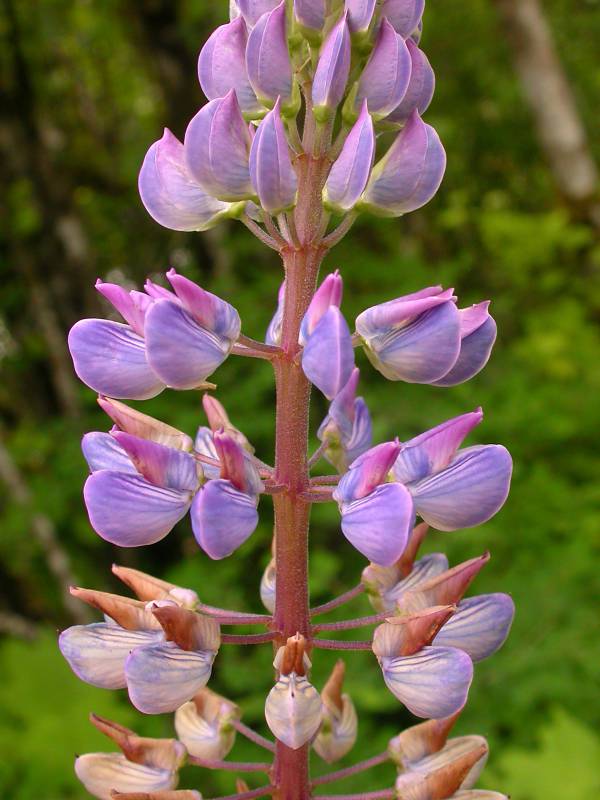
491,0 -> 600,228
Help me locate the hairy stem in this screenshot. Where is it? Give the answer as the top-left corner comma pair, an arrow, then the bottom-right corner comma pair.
310,584 -> 365,617
272,142 -> 330,798
311,752 -> 390,786
312,638 -> 374,651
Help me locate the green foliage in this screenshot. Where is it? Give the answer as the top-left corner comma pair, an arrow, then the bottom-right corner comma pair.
1,0 -> 599,798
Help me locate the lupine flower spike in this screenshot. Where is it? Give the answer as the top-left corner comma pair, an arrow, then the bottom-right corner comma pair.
63,1 -> 514,798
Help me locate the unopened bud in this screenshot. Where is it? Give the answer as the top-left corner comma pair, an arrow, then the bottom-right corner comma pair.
250,98 -> 298,214
246,2 -> 293,107
265,634 -> 323,749
313,661 -> 357,763
260,558 -> 276,613
312,14 -> 351,121
75,753 -> 177,800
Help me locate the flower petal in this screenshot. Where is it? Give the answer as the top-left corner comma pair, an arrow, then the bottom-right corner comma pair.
340,482 -> 414,566
383,553 -> 450,611
246,1 -> 292,104
411,445 -> 513,531
82,432 -> 137,474
434,315 -> 497,387
75,753 -> 176,800
249,99 -> 298,214
265,673 -> 323,749
393,409 -> 483,484
386,39 -> 435,124
324,101 -> 375,214
302,307 -> 354,400
191,479 -> 259,559
59,623 -> 162,689
433,594 -> 515,662
382,0 -> 425,38
125,642 -> 215,714
138,130 -> 229,232
84,471 -> 192,546
111,432 -> 199,492
145,300 -> 234,390
356,18 -> 412,119
68,320 -> 165,400
380,645 -> 473,718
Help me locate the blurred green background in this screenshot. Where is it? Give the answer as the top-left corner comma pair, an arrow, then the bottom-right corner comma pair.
1,1 -> 599,798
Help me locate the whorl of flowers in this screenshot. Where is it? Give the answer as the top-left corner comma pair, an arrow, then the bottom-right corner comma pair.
61,2 -> 514,799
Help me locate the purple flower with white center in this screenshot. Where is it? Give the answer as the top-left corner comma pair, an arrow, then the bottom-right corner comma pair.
360,110 -> 446,216
317,367 -> 373,472
198,17 -> 262,116
385,39 -> 435,125
312,14 -> 351,121
144,269 -> 241,390
294,0 -> 326,33
354,18 -> 412,120
138,129 -> 231,233
391,409 -> 513,531
382,0 -> 425,38
333,440 -> 415,565
345,0 -> 377,35
250,98 -> 298,214
324,100 -> 375,214
191,430 -> 263,559
246,2 -> 293,107
356,285 -> 461,384
372,607 -> 474,718
184,90 -> 254,201
301,272 -> 355,399
237,0 -> 280,26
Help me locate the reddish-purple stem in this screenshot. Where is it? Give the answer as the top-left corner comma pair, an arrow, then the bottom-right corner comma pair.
313,611 -> 391,632
312,638 -> 374,651
313,792 -> 395,800
310,585 -> 365,617
206,787 -> 274,800
311,752 -> 390,786
221,631 -> 278,645
188,755 -> 271,772
232,719 -> 276,753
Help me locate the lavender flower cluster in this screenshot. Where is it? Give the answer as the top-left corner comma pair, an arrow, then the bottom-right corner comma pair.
59,2 -> 514,799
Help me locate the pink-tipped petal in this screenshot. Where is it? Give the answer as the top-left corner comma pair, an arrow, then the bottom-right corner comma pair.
111,431 -> 199,492
81,432 -> 137,474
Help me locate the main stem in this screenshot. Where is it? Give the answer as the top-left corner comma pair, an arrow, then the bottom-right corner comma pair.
272,143 -> 330,799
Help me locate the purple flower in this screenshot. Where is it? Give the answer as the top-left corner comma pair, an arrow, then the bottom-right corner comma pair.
69,269 -> 240,400
265,279 -> 286,345
385,39 -> 435,125
237,0 -> 280,26
246,2 -> 293,107
198,17 -> 261,116
356,286 -> 496,385
317,367 -> 373,472
356,285 -> 461,384
360,110 -> 446,216
249,98 -> 298,214
138,129 -> 231,232
144,269 -> 241,390
60,600 -> 220,715
191,431 -> 263,559
83,432 -> 199,547
184,91 -> 254,201
355,18 -> 412,120
345,0 -> 377,35
324,100 -> 375,214
294,0 -> 326,32
301,273 -> 354,399
382,0 -> 425,38
392,410 -> 513,531
372,607 -> 473,718
312,14 -> 351,121
333,440 -> 415,565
